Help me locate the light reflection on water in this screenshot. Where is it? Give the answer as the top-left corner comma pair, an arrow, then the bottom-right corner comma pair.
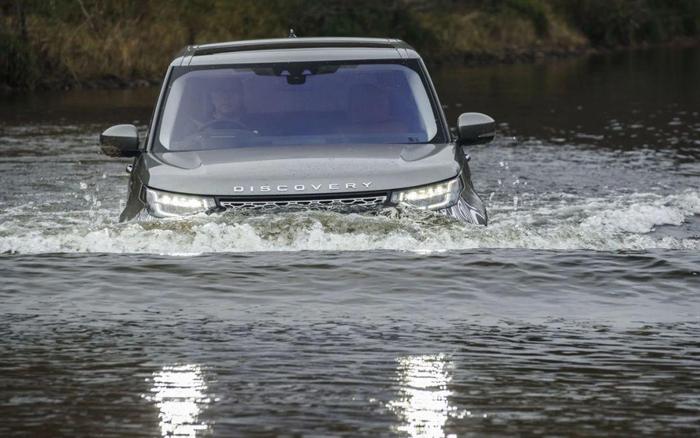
389,354 -> 454,438
145,364 -> 211,437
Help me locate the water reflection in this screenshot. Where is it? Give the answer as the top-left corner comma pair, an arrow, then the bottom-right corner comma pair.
389,354 -> 454,438
146,364 -> 211,437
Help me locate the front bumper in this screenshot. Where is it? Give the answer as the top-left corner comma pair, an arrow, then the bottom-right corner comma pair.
139,177 -> 487,225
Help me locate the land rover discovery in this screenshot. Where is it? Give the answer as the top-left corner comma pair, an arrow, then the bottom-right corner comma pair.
100,37 -> 495,224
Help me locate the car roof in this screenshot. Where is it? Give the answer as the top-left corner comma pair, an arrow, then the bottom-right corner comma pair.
173,37 -> 421,67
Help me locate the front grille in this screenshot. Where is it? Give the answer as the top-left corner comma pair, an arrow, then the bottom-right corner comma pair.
218,193 -> 388,211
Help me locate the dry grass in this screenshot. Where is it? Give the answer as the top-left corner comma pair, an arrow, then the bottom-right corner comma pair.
418,6 -> 587,60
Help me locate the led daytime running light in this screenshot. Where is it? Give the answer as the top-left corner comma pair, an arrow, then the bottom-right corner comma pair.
156,193 -> 210,209
146,187 -> 214,217
393,177 -> 461,210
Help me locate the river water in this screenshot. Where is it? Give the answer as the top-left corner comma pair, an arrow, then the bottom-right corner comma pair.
1,47 -> 699,436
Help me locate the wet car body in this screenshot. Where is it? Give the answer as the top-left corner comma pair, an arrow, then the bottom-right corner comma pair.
100,37 -> 495,224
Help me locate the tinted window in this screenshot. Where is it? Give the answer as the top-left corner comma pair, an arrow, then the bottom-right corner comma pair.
157,62 -> 440,151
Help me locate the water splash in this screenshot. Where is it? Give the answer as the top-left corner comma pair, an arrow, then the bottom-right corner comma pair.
1,190 -> 698,254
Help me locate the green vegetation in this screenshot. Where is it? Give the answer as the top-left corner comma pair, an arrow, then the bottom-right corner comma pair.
1,0 -> 698,91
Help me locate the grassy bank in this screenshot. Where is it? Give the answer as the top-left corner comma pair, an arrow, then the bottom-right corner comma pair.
1,0 -> 699,91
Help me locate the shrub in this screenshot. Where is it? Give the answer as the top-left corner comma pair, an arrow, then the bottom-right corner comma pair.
0,31 -> 38,89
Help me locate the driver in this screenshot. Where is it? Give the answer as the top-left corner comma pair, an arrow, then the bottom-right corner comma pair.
206,79 -> 248,128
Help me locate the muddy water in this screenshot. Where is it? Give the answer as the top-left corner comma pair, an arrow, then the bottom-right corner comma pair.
1,47 -> 699,436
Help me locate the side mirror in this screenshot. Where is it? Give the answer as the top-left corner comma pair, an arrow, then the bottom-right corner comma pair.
457,112 -> 495,146
100,124 -> 140,157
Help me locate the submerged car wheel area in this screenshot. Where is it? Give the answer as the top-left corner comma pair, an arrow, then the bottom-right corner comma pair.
100,37 -> 494,225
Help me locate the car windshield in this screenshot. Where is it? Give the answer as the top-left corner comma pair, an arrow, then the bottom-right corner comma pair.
156,62 -> 440,151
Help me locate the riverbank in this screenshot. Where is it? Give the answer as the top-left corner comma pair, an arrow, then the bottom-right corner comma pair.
1,0 -> 699,93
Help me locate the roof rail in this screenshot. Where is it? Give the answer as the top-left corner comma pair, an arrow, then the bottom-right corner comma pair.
178,38 -> 407,58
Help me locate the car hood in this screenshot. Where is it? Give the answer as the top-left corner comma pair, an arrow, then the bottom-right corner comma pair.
141,143 -> 460,196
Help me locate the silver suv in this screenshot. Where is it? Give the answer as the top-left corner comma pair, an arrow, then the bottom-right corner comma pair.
100,37 -> 494,224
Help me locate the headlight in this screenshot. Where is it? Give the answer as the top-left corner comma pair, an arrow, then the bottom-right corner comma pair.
391,177 -> 462,210
145,187 -> 215,218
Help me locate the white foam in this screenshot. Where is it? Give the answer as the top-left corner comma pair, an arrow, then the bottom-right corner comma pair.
1,191 -> 698,254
